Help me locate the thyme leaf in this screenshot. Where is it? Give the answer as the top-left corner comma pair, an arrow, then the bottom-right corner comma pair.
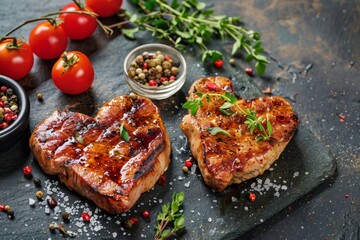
155,192 -> 185,240
207,127 -> 231,137
110,0 -> 269,76
74,131 -> 85,145
182,91 -> 273,141
119,122 -> 130,142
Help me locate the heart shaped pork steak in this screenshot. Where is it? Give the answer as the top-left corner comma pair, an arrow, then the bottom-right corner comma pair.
30,96 -> 171,213
181,76 -> 298,192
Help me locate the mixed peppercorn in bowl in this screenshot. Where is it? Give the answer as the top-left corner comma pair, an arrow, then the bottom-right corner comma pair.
0,75 -> 30,152
124,43 -> 187,100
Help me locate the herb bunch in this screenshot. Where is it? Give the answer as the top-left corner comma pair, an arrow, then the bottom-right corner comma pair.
183,92 -> 273,141
155,192 -> 185,240
112,0 -> 269,76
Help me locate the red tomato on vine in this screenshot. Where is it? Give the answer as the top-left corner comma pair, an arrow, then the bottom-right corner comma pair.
59,3 -> 97,40
52,51 -> 94,95
0,39 -> 34,80
29,20 -> 68,60
85,0 -> 123,18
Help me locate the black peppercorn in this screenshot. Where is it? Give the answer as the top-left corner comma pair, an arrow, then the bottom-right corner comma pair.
61,212 -> 70,222
33,177 -> 42,188
7,210 -> 14,219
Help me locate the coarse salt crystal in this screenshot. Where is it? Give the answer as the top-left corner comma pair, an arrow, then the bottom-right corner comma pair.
231,196 -> 238,202
29,198 -> 36,206
184,181 -> 191,188
208,218 -> 213,222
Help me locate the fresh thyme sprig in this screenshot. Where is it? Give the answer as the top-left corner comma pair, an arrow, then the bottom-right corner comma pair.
183,92 -> 273,141
109,0 -> 269,76
155,192 -> 185,240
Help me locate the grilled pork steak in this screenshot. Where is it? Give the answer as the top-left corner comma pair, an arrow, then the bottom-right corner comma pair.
181,76 -> 298,192
30,96 -> 171,213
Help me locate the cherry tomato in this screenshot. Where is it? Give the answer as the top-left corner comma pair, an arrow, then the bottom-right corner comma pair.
52,51 -> 94,94
59,3 -> 97,40
0,39 -> 34,80
29,21 -> 68,60
85,0 -> 123,18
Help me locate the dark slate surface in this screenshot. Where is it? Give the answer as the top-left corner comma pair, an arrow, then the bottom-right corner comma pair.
1,0 -> 359,240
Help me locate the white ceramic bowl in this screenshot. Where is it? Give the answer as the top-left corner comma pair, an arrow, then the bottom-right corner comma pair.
124,43 -> 187,100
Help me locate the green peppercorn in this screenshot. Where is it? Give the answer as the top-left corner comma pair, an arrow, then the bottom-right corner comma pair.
4,205 -> 11,212
229,58 -> 236,65
135,55 -> 144,65
37,93 -> 43,101
171,66 -> 179,75
155,65 -> 163,73
10,105 -> 18,111
135,68 -> 142,75
49,223 -> 56,231
156,54 -> 164,62
129,92 -> 137,100
162,61 -> 171,69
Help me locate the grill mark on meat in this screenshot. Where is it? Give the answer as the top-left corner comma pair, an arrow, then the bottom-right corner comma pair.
181,76 -> 299,191
134,142 -> 165,180
30,96 -> 171,213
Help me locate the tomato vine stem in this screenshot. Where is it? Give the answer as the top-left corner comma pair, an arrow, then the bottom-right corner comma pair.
0,10 -> 113,42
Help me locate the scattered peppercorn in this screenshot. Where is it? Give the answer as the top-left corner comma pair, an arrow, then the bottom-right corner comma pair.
23,165 -> 32,175
4,205 -> 11,212
0,85 -> 19,130
142,210 -> 151,219
81,212 -> 91,222
185,159 -> 193,168
61,212 -> 70,222
125,217 -> 138,228
33,177 -> 42,188
205,82 -> 219,91
37,93 -> 43,101
127,50 -> 180,87
248,192 -> 256,202
36,191 -> 44,199
182,166 -> 189,173
214,59 -> 223,68
47,198 -> 57,208
49,223 -> 56,231
229,58 -> 236,65
158,175 -> 166,186
0,204 -> 5,212
7,210 -> 14,219
245,68 -> 253,76
345,194 -> 350,198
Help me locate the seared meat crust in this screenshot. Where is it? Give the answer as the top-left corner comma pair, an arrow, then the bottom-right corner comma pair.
30,96 -> 171,213
181,76 -> 298,192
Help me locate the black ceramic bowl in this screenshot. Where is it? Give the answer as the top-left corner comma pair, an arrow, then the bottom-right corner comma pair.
0,75 -> 30,152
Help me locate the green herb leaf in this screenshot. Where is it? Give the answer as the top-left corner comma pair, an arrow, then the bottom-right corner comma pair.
267,120 -> 273,136
161,229 -> 171,239
174,215 -> 185,229
74,132 -> 85,145
155,192 -> 185,239
219,108 -> 235,116
220,102 -> 233,110
119,122 -> 130,142
122,27 -> 139,39
207,127 -> 231,137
